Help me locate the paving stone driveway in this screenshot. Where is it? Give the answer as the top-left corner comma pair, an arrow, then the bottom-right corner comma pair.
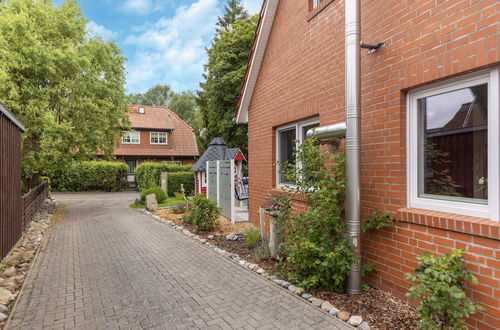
7,193 -> 351,330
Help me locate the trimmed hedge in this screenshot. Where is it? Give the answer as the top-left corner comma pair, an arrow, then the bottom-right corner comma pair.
135,162 -> 192,190
167,172 -> 195,197
140,186 -> 167,203
48,161 -> 128,192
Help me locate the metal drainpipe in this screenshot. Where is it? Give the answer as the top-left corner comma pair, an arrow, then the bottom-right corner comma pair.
345,0 -> 362,294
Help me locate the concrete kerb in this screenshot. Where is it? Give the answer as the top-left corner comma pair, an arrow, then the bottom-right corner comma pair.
140,209 -> 366,330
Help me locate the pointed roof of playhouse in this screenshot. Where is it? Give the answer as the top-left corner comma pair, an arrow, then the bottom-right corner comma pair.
191,137 -> 245,172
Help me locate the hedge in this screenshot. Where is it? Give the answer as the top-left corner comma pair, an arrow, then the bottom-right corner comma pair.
135,162 -> 192,190
167,172 -> 195,197
48,161 -> 128,192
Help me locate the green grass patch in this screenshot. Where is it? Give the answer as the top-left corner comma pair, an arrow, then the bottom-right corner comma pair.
129,196 -> 186,209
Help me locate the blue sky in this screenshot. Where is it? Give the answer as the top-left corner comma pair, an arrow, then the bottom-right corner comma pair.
61,0 -> 262,94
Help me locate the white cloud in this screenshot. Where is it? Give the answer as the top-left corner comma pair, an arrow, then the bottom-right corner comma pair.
122,0 -> 174,16
86,21 -> 118,40
242,0 -> 263,14
125,0 -> 220,92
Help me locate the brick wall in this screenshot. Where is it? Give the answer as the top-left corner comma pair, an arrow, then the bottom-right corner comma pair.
246,0 -> 500,328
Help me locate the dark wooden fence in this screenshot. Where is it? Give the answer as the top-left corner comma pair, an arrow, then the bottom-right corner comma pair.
22,181 -> 50,230
1,104 -> 25,259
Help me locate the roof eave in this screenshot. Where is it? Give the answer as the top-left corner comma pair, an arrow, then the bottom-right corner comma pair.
236,0 -> 280,124
0,103 -> 25,131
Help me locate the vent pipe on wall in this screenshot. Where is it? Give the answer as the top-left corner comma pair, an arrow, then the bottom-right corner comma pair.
345,0 -> 362,294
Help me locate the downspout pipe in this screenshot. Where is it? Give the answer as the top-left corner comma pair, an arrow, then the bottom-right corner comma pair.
345,0 -> 362,294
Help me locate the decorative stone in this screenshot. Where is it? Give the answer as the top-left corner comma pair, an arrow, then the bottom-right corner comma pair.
301,293 -> 312,300
145,194 -> 158,211
238,260 -> 248,267
207,235 -> 214,240
337,311 -> 350,322
273,279 -> 284,286
348,315 -> 363,327
1,267 -> 16,278
321,301 -> 334,312
0,312 -> 7,322
294,287 -> 304,295
0,304 -> 8,313
248,264 -> 257,270
311,298 -> 324,307
0,279 -> 3,287
329,307 -> 340,316
269,275 -> 278,281
256,268 -> 265,274
358,321 -> 371,330
280,281 -> 291,288
200,239 -> 207,244
0,288 -> 14,305
13,275 -> 25,284
287,285 -> 296,292
262,273 -> 270,279
2,278 -> 16,291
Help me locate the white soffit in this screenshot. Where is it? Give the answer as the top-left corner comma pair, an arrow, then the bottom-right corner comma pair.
236,0 -> 279,124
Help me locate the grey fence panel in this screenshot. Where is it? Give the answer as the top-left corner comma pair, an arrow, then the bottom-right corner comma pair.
207,161 -> 218,202
218,160 -> 232,220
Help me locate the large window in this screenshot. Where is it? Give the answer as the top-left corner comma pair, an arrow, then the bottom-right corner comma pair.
276,118 -> 319,186
122,131 -> 140,144
408,69 -> 499,220
150,132 -> 167,145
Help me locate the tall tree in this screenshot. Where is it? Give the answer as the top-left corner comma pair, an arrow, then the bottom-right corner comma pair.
198,14 -> 258,155
216,0 -> 249,32
0,0 -> 128,189
170,91 -> 199,126
126,84 -> 174,107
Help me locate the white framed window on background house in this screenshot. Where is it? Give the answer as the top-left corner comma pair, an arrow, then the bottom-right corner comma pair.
407,68 -> 499,221
313,0 -> 324,8
122,131 -> 140,144
276,117 -> 319,187
150,132 -> 167,145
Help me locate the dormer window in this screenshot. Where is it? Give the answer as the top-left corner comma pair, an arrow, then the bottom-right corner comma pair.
138,106 -> 145,114
150,132 -> 167,145
122,131 -> 140,144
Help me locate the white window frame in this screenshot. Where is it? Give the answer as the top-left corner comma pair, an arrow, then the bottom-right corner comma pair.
150,132 -> 167,145
407,68 -> 499,221
276,117 -> 319,188
201,172 -> 207,188
122,131 -> 140,144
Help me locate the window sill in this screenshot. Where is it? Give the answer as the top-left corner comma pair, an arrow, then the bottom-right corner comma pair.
308,0 -> 334,22
397,207 -> 499,241
150,143 -> 168,145
121,142 -> 140,145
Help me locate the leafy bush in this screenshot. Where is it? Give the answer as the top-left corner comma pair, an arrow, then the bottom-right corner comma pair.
362,208 -> 396,232
273,138 -> 356,292
140,186 -> 167,203
406,249 -> 483,329
135,162 -> 192,190
167,172 -> 195,197
185,194 -> 221,231
48,161 -> 128,192
0,264 -> 5,272
244,227 -> 261,248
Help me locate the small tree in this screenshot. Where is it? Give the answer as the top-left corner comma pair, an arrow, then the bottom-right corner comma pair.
406,249 -> 483,329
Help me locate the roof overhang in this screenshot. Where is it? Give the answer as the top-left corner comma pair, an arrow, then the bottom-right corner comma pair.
0,103 -> 25,131
235,0 -> 279,124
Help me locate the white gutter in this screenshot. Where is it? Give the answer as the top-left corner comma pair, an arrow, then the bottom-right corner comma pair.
236,0 -> 279,124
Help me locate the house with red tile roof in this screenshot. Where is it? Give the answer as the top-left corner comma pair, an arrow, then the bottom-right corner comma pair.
115,105 -> 199,174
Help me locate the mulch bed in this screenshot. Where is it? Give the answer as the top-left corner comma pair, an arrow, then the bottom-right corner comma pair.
154,208 -> 419,330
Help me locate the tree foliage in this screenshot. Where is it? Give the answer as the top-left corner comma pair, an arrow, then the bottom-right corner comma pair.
197,4 -> 258,154
126,84 -> 173,107
0,0 -> 128,188
216,0 -> 249,32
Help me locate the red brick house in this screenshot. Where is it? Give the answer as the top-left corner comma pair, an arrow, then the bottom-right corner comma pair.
236,0 -> 499,328
115,105 -> 199,174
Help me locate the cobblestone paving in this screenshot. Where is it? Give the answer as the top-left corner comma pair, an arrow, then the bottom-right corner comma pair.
7,193 -> 351,330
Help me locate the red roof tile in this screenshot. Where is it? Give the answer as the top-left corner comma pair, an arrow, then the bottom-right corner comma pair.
128,105 -> 175,130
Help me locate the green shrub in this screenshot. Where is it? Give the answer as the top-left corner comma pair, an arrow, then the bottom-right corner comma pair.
167,172 -> 195,197
406,249 -> 483,330
135,162 -> 192,190
140,186 -> 167,203
48,161 -> 128,192
273,138 -> 356,292
186,194 -> 221,231
244,227 -> 261,247
362,208 -> 396,232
